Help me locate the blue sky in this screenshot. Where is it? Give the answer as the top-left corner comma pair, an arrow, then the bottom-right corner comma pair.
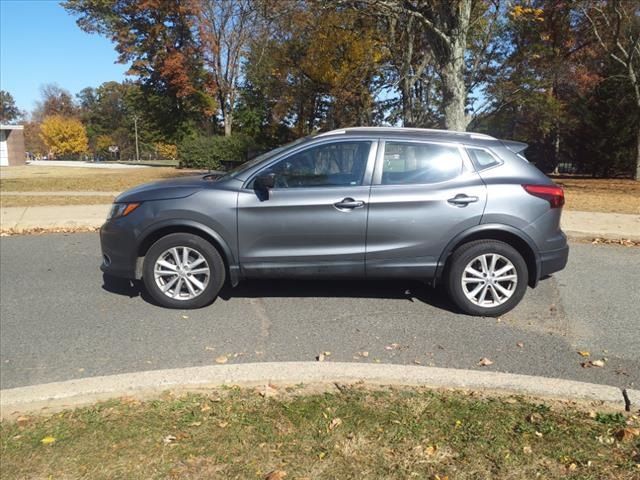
0,0 -> 130,113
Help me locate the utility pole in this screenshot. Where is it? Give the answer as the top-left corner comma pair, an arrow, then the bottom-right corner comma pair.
133,115 -> 140,162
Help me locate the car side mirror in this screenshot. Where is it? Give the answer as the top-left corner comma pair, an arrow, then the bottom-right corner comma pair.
255,173 -> 276,190
254,172 -> 276,200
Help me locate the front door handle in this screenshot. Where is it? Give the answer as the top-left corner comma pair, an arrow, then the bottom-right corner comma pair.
448,194 -> 479,206
334,198 -> 365,210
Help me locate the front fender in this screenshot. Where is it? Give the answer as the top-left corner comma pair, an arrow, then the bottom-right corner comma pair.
136,219 -> 240,286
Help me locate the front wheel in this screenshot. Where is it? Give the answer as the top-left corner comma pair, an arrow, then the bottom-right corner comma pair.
142,233 -> 225,309
446,240 -> 528,317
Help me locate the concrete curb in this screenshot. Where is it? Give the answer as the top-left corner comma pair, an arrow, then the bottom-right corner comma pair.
1,362 -> 637,418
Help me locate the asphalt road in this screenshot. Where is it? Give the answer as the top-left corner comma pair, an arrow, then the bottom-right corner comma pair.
1,233 -> 638,390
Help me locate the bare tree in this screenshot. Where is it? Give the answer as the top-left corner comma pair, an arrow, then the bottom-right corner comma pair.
354,0 -> 473,131
584,1 -> 640,180
197,0 -> 256,136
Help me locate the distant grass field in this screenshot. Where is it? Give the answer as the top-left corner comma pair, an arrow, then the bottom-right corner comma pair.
1,386 -> 638,479
1,166 -> 638,213
555,177 -> 640,215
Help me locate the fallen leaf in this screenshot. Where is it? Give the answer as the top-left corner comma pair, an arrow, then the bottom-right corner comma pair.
588,411 -> 597,419
385,343 -> 400,351
215,355 -> 228,364
527,412 -> 543,424
578,351 -> 590,357
516,342 -> 524,348
478,357 -> 494,366
425,445 -> 437,456
317,353 -> 325,362
162,435 -> 177,445
582,359 -> 605,368
259,384 -> 278,398
205,346 -> 215,351
201,404 -> 211,413
264,470 -> 287,480
615,427 -> 640,443
523,445 -> 532,454
329,417 -> 343,431
568,463 -> 577,471
359,351 -> 369,358
188,421 -> 202,427
40,436 -> 56,445
413,359 -> 422,365
218,421 -> 229,428
181,315 -> 189,319
535,431 -> 543,438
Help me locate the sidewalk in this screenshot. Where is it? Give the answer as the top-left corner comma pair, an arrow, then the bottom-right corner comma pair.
1,203 -> 639,240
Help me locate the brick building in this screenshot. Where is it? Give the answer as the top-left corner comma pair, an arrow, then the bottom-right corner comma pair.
0,125 -> 26,166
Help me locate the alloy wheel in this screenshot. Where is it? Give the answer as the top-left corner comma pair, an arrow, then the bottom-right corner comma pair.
461,253 -> 518,308
153,246 -> 211,301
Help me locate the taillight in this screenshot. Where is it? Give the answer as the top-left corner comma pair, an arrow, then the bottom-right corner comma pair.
522,184 -> 565,208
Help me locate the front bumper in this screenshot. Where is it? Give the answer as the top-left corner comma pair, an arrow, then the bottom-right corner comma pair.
539,244 -> 569,278
100,219 -> 139,279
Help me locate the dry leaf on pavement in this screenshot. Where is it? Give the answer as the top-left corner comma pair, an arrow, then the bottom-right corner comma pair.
215,355 -> 228,364
478,357 -> 494,366
578,351 -> 590,357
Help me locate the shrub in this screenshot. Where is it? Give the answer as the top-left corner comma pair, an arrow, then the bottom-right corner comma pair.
178,134 -> 252,170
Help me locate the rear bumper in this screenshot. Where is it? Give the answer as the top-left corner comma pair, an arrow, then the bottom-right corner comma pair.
539,244 -> 569,278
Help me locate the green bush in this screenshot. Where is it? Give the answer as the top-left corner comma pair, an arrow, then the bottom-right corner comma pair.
178,134 -> 252,170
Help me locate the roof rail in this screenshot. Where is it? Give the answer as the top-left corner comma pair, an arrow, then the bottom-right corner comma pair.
314,127 -> 495,140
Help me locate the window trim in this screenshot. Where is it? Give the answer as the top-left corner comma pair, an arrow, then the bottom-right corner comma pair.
465,146 -> 504,172
372,139 -> 469,186
243,139 -> 378,190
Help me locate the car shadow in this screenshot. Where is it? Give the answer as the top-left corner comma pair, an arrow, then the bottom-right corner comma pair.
221,279 -> 456,310
103,273 -> 458,313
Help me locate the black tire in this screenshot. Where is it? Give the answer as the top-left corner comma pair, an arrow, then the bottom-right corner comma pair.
142,233 -> 225,309
446,240 -> 528,317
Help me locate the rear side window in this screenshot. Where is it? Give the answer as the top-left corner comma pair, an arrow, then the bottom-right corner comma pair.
467,147 -> 501,170
381,142 -> 463,185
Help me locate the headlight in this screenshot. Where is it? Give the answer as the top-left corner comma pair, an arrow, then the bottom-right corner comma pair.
107,202 -> 140,220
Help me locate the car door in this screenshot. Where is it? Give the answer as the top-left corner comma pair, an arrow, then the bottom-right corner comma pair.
365,139 -> 487,278
237,139 -> 377,278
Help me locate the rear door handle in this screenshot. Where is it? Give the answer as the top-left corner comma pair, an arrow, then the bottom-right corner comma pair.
448,194 -> 479,206
334,197 -> 365,210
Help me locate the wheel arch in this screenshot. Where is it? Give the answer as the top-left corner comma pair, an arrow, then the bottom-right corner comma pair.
136,221 -> 240,286
436,224 -> 540,287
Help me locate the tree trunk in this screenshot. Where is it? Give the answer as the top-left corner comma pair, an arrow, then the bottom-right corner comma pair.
224,109 -> 232,136
402,76 -> 414,127
440,50 -> 468,131
636,125 -> 640,180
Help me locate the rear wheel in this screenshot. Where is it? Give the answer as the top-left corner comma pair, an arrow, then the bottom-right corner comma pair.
142,233 -> 225,309
446,240 -> 528,317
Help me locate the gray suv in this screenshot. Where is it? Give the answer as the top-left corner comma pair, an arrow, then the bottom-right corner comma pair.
100,127 -> 568,316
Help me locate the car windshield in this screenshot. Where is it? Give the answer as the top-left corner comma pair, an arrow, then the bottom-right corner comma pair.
219,137 -> 310,180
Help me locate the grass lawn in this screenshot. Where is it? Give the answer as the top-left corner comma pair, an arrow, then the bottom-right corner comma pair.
0,195 -> 115,208
1,387 -> 638,479
556,177 -> 640,215
0,166 -> 205,193
1,166 -> 638,214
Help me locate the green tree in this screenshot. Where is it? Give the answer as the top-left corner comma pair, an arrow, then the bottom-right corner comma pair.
0,90 -> 22,123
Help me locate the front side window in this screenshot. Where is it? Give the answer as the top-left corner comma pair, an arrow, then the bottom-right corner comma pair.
381,141 -> 463,185
263,141 -> 371,188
